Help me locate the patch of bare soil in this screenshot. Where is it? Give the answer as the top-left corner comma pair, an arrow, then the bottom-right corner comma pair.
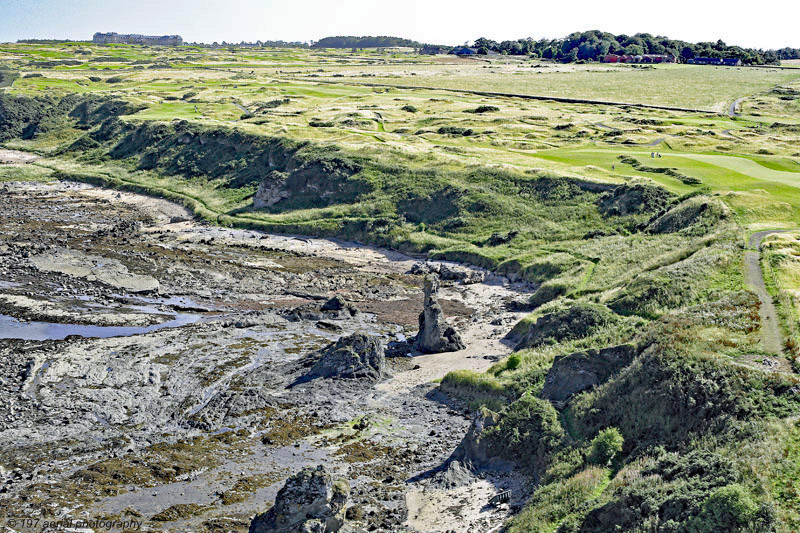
0,149 -> 40,164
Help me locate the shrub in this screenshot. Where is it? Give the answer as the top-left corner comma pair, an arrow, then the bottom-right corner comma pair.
528,281 -> 569,308
588,427 -> 624,465
578,449 -> 743,532
486,230 -> 519,246
485,393 -> 565,471
258,98 -> 290,110
491,353 -> 523,375
0,70 -> 20,88
437,126 -> 473,136
400,104 -> 418,113
506,353 -> 522,371
467,105 -> 500,113
597,182 -> 674,217
688,484 -> 774,533
309,119 -> 335,127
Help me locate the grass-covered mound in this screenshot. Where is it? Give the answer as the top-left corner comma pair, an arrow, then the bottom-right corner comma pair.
509,303 -> 619,350
444,277 -> 800,531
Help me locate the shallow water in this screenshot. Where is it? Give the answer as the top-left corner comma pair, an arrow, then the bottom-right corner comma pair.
0,312 -> 201,340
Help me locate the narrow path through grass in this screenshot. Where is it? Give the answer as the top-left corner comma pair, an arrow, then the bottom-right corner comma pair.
746,230 -> 793,354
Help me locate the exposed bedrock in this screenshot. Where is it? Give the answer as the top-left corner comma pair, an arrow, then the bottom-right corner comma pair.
303,333 -> 386,382
249,465 -> 350,533
409,261 -> 486,285
541,343 -> 639,405
414,275 -> 465,354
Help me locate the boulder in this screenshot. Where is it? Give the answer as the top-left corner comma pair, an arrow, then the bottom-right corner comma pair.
320,295 -> 359,318
438,263 -> 485,285
249,465 -> 349,533
541,343 -> 638,404
304,333 -> 386,382
414,275 -> 465,353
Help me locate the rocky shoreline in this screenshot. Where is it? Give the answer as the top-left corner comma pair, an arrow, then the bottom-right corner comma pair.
0,179 -> 534,531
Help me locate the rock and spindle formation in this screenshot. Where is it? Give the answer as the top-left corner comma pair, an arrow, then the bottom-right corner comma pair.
414,275 -> 465,353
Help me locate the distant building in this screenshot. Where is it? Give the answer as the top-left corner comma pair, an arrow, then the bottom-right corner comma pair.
603,54 -> 675,64
688,57 -> 721,65
420,45 -> 446,55
450,46 -> 478,56
93,32 -> 183,46
687,57 -> 741,66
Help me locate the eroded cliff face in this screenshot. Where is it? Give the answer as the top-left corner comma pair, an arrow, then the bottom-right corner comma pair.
89,117 -> 373,211
252,156 -> 366,211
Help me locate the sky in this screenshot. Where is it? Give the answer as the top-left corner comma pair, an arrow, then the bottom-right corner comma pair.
0,0 -> 798,50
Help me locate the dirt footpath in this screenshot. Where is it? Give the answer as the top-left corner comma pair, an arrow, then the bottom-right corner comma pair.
746,230 -> 791,354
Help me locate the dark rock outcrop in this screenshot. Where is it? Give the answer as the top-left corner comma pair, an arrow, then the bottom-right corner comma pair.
541,343 -> 638,404
409,261 -> 485,285
284,295 -> 360,323
251,154 -> 366,211
254,170 -> 291,208
304,333 -> 386,382
249,465 -> 349,533
436,408 -> 515,488
597,183 -> 673,217
414,275 -> 465,353
320,295 -> 359,318
457,408 -> 500,466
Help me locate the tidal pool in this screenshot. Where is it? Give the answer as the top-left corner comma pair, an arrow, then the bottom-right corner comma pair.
0,312 -> 201,340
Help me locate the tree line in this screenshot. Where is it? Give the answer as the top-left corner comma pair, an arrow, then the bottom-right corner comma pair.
15,32 -> 800,64
473,30 -> 799,65
311,36 -> 421,49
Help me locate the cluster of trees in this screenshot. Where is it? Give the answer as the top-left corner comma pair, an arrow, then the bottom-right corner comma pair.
473,30 -> 798,65
776,47 -> 800,60
311,35 -> 421,49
